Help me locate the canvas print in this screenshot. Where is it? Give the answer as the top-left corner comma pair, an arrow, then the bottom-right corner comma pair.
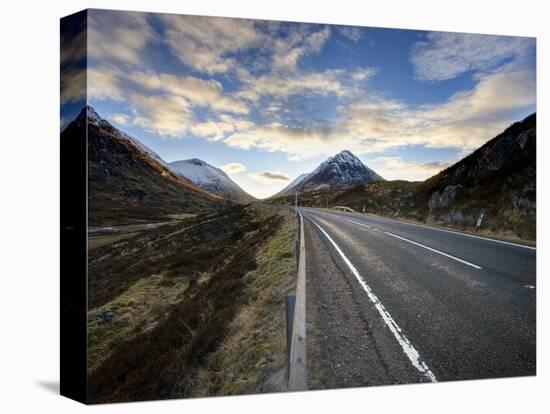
60,9 -> 536,404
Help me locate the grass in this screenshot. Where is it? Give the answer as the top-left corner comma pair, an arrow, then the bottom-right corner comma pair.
190,207 -> 296,396
88,232 -> 140,250
87,205 -> 296,403
87,272 -> 190,374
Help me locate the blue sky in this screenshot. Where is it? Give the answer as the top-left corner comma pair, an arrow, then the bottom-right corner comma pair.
61,10 -> 536,198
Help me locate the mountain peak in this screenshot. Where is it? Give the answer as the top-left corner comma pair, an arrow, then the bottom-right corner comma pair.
330,150 -> 361,163
274,149 -> 383,198
185,158 -> 206,166
75,104 -> 106,126
336,149 -> 354,157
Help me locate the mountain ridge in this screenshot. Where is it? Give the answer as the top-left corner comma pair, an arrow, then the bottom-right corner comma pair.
65,105 -> 224,226
169,158 -> 256,204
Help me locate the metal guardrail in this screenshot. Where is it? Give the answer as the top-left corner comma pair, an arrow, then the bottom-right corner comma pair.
285,210 -> 307,391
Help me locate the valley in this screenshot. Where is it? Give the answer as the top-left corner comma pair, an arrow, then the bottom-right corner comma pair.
67,104 -> 536,402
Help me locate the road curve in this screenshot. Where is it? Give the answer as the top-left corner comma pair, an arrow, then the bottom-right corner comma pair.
302,207 -> 536,383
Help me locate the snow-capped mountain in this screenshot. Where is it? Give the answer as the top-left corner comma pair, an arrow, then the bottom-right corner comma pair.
69,105 -> 223,225
276,150 -> 383,197
170,159 -> 256,204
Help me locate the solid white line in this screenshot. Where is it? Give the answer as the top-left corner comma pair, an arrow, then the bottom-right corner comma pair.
308,217 -> 437,383
383,231 -> 482,270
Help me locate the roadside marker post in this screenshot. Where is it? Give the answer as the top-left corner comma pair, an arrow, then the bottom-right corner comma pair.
475,212 -> 484,232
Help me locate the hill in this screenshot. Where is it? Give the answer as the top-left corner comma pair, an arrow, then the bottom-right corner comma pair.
62,106 -> 224,226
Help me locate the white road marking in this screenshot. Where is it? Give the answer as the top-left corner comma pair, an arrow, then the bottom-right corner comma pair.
308,217 -> 437,383
306,208 -> 536,251
342,217 -> 482,269
383,231 -> 482,270
363,213 -> 536,250
345,218 -> 370,229
525,285 -> 536,289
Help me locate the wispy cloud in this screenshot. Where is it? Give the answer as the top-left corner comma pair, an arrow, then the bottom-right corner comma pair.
371,157 -> 451,181
60,67 -> 86,104
131,95 -> 192,136
160,14 -> 261,74
220,163 -> 247,174
224,61 -> 535,160
411,32 -> 534,81
111,114 -> 129,125
271,26 -> 331,71
338,26 -> 362,42
129,71 -> 250,114
250,171 -> 292,183
88,11 -> 153,65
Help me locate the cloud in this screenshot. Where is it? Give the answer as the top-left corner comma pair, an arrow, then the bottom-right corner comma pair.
411,32 -> 534,81
88,10 -> 153,65
238,69 -> 348,102
60,67 -> 86,104
371,157 -> 451,181
60,22 -> 86,67
111,114 -> 129,125
86,64 -> 255,137
220,163 -> 247,174
160,14 -> 261,74
250,171 -> 292,183
272,26 -> 331,71
190,116 -> 252,141
225,62 -> 535,160
87,66 -> 125,101
128,71 -> 249,114
338,26 -> 362,42
131,95 -> 192,136
351,67 -> 377,81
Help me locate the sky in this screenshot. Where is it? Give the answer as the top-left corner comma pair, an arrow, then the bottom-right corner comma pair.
61,10 -> 536,199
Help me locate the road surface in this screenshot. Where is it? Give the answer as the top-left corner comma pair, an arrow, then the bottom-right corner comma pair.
302,207 -> 536,386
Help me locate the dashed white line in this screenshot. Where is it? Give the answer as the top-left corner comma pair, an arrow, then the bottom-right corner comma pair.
342,217 -> 482,269
362,213 -> 536,251
383,231 -> 482,270
306,208 -> 536,251
344,218 -> 370,229
308,217 -> 437,383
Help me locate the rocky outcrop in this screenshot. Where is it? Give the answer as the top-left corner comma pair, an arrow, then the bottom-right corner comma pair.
428,184 -> 462,211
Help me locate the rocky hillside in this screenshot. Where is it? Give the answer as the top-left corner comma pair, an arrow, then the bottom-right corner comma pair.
274,150 -> 383,197
170,158 -> 256,204
63,106 -> 224,226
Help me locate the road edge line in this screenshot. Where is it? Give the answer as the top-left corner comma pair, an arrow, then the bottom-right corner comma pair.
305,215 -> 437,383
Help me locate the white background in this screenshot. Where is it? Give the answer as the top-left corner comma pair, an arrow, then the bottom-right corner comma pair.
0,0 -> 547,412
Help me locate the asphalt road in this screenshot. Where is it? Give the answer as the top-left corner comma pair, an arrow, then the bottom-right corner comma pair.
301,207 -> 536,383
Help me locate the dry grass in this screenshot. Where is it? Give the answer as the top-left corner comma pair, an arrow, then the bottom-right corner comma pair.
87,273 -> 190,374
87,205 -> 296,403
88,232 -> 140,250
191,207 -> 296,396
